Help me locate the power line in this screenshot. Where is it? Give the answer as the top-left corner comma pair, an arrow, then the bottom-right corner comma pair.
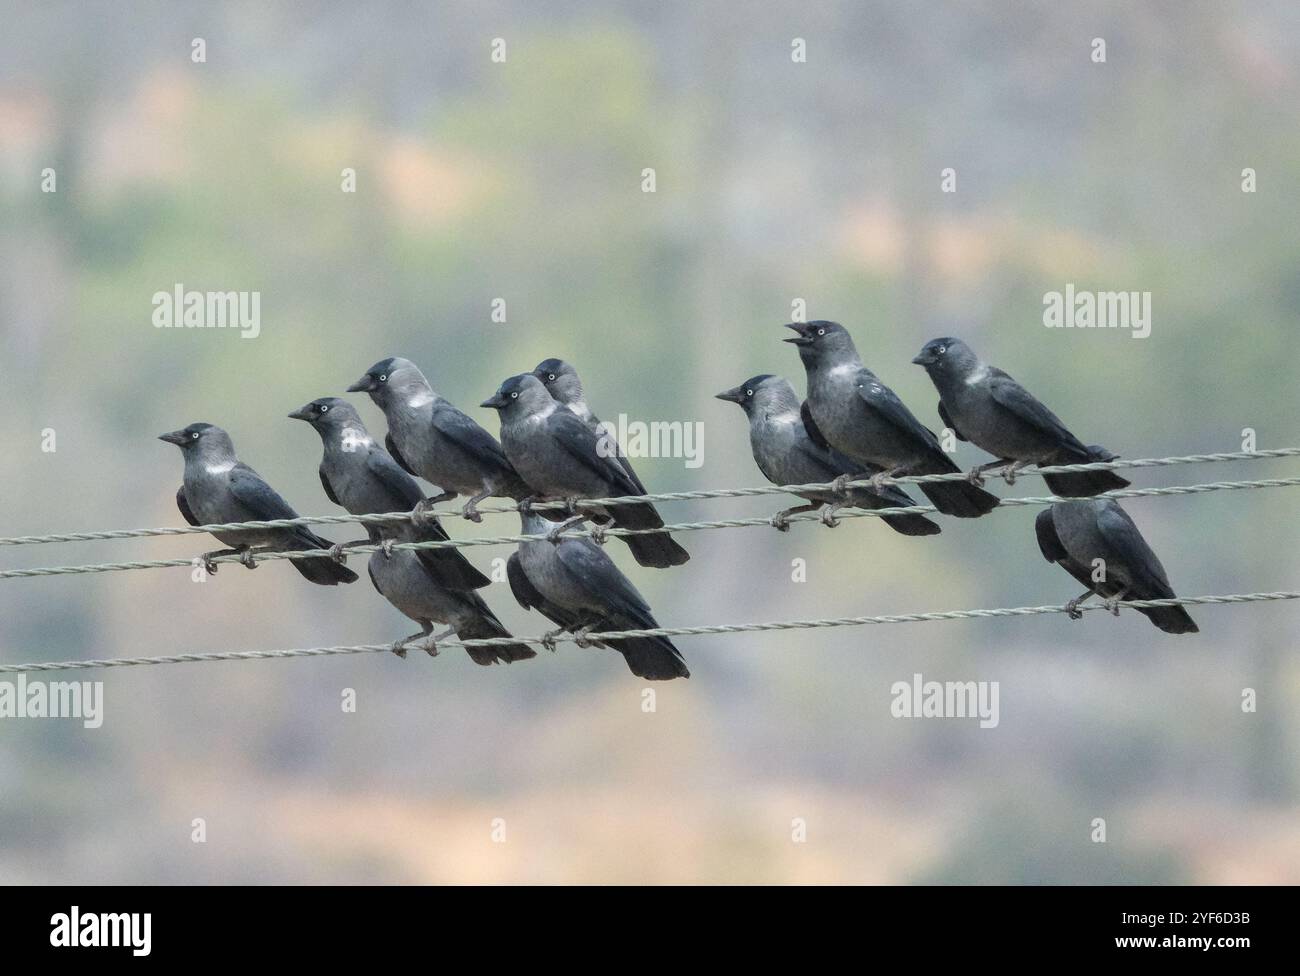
1,590 -> 1294,674
0,476 -> 1296,580
1,448 -> 1294,548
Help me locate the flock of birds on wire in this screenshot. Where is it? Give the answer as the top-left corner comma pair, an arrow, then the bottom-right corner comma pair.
159,320 -> 1198,682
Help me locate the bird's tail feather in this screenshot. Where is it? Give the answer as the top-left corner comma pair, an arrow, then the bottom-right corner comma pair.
286,532 -> 359,585
1042,445 -> 1131,497
919,481 -> 1000,518
610,502 -> 690,568
457,607 -> 536,665
1138,604 -> 1199,635
879,512 -> 943,536
610,635 -> 690,680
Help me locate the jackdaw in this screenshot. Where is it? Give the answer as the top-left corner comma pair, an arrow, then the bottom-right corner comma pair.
785,321 -> 1000,518
347,357 -> 529,522
288,397 -> 489,591
288,398 -> 531,663
912,337 -> 1131,497
1035,498 -> 1198,634
482,373 -> 690,569
159,423 -> 358,585
507,509 -> 690,680
531,358 -> 647,493
716,374 -> 941,535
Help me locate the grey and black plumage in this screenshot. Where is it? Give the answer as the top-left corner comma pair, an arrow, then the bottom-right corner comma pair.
288,397 -> 489,591
912,337 -> 1131,497
288,398 -> 531,664
715,374 -> 941,536
159,423 -> 357,585
347,357 -> 529,522
483,374 -> 690,569
785,321 -> 1000,518
531,358 -> 647,493
1035,498 -> 1198,634
508,510 -> 690,680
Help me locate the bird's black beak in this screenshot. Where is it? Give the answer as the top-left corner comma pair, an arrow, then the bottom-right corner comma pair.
783,322 -> 812,346
911,351 -> 935,366
346,374 -> 376,393
287,405 -> 314,421
714,386 -> 745,404
158,429 -> 189,446
481,392 -> 508,410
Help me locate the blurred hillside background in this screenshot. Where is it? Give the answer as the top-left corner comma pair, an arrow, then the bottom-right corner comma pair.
1,0 -> 1298,883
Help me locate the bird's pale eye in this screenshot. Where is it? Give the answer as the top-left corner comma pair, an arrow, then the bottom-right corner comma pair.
547,373 -> 556,381
191,432 -> 199,440
510,391 -> 519,399
816,328 -> 825,336
745,389 -> 753,397
378,374 -> 387,382
938,345 -> 946,354
320,405 -> 329,412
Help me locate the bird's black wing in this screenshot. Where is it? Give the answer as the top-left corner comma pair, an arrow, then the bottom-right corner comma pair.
547,410 -> 642,496
176,487 -> 200,526
1034,508 -> 1069,564
937,401 -> 967,441
1094,501 -> 1175,597
318,469 -> 340,507
1035,508 -> 1094,591
589,413 -> 649,494
385,433 -> 417,476
554,540 -> 653,623
366,449 -> 426,510
800,400 -> 832,451
506,552 -> 584,630
854,373 -> 942,450
986,370 -> 1085,451
228,464 -> 301,521
432,402 -> 515,473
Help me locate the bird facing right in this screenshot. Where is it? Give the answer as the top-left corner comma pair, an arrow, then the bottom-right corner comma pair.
1035,497 -> 1198,634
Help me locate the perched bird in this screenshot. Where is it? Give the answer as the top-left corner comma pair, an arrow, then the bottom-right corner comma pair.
347,357 -> 528,522
785,321 -> 1000,518
507,509 -> 690,680
159,423 -> 357,585
482,373 -> 690,569
912,337 -> 1131,497
1035,498 -> 1198,634
715,374 -> 941,535
288,397 -> 489,591
289,397 -> 534,664
531,358 -> 647,492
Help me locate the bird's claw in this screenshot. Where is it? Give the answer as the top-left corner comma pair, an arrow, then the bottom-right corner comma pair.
201,556 -> 219,576
868,471 -> 892,491
1065,599 -> 1085,620
539,629 -> 563,653
1104,596 -> 1123,617
588,523 -> 608,546
460,500 -> 483,524
328,542 -> 348,563
380,538 -> 395,558
769,512 -> 791,532
564,497 -> 581,516
422,640 -> 440,658
967,466 -> 986,487
830,473 -> 855,496
819,504 -> 842,528
573,626 -> 597,648
239,549 -> 258,569
390,640 -> 409,659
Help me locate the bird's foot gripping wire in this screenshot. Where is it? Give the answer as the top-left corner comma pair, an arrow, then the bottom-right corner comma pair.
587,521 -> 610,546
968,459 -> 1011,487
572,625 -> 599,648
460,489 -> 493,524
411,497 -> 445,528
328,538 -> 367,563
1002,460 -> 1030,486
546,514 -> 588,544
239,547 -> 259,569
1065,591 -> 1094,620
830,473 -> 856,496
819,503 -> 845,528
1103,591 -> 1128,617
539,628 -> 565,653
380,538 -> 395,558
769,511 -> 792,532
869,467 -> 905,492
424,627 -> 455,657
